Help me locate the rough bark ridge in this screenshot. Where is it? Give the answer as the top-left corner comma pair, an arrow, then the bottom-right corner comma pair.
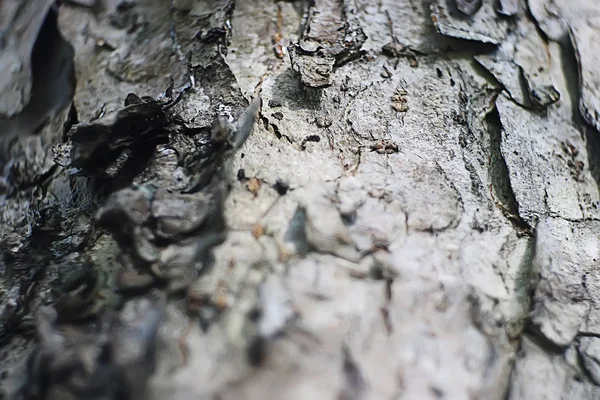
1,0 -> 600,399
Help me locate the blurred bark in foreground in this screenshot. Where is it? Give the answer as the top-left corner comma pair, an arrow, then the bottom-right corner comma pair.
2,0 -> 600,399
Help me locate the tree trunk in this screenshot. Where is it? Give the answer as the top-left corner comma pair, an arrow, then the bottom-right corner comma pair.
2,0 -> 600,399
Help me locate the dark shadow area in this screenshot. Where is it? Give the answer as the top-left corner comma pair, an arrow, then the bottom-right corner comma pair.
558,31 -> 600,203
272,68 -> 323,111
0,6 -> 75,163
486,106 -> 532,234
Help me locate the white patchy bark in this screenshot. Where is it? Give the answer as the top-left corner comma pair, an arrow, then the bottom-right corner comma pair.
2,0 -> 600,399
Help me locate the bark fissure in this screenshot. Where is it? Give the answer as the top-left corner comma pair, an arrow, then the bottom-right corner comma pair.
485,105 -> 533,235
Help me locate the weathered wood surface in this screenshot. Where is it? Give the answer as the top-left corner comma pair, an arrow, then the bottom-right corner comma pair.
2,0 -> 600,399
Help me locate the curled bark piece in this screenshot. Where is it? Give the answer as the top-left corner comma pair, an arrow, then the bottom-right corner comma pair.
288,0 -> 366,87
474,18 -> 558,109
530,85 -> 560,107
456,0 -> 482,16
528,0 -> 600,130
227,96 -> 262,152
570,24 -> 600,132
289,46 -> 336,88
497,0 -> 518,16
431,0 -> 508,44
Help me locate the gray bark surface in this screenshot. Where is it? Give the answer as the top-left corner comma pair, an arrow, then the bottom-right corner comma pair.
1,0 -> 600,399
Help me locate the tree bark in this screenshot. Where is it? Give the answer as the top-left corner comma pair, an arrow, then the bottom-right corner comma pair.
2,0 -> 600,399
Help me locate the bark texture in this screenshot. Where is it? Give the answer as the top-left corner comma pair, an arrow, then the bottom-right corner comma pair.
2,0 -> 600,399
